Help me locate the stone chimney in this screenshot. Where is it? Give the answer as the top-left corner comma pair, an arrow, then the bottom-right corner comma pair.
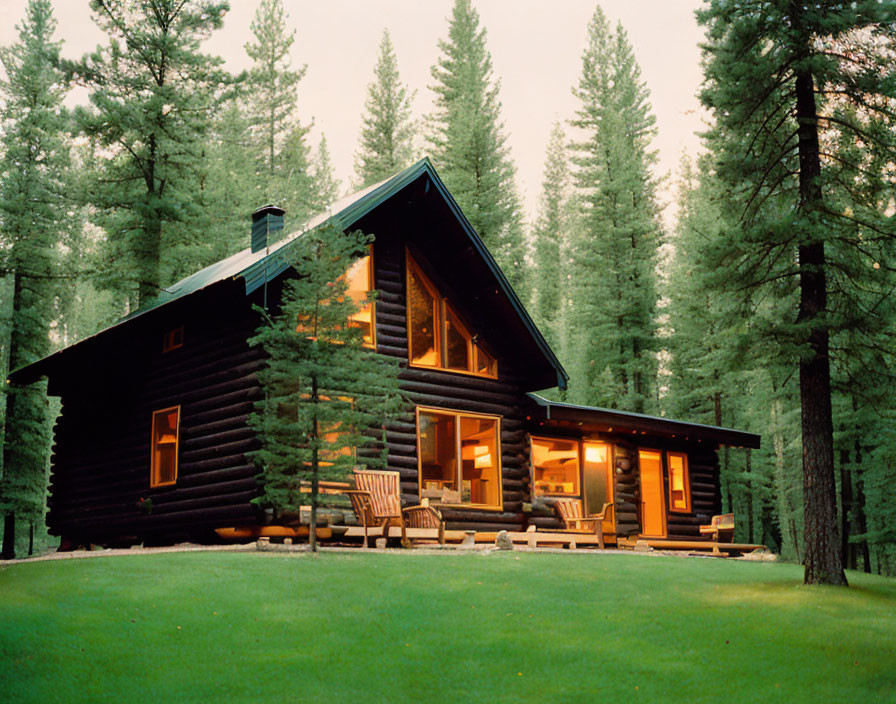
251,204 -> 285,253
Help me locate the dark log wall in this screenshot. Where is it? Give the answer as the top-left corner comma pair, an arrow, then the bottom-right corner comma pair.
664,444 -> 722,539
613,442 -> 639,538
48,284 -> 265,545
370,227 -> 530,532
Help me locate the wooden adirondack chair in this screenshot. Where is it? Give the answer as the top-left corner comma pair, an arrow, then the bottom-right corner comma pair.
403,499 -> 446,546
699,513 -> 735,555
552,498 -> 614,549
346,469 -> 405,548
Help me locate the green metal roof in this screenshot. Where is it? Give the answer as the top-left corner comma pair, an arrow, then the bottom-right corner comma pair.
9,158 -> 568,389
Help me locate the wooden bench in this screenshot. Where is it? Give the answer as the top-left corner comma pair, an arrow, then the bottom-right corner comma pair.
699,513 -> 735,555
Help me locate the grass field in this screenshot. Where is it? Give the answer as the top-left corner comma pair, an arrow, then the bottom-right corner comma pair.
1,550 -> 894,703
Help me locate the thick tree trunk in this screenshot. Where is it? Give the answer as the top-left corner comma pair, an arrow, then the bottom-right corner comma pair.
1,512 -> 15,560
794,66 -> 847,586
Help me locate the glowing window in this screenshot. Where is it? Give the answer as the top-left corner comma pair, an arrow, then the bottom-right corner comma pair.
418,408 -> 501,509
346,250 -> 375,348
406,252 -> 498,378
531,436 -> 580,496
667,452 -> 691,513
150,407 -> 180,487
408,258 -> 440,366
296,248 -> 376,349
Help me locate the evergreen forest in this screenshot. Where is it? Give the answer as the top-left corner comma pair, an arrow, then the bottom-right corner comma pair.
1,0 -> 895,584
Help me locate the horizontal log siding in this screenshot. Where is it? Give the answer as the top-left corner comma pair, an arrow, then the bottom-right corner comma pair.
47,288 -> 263,544
665,447 -> 721,539
374,239 -> 529,532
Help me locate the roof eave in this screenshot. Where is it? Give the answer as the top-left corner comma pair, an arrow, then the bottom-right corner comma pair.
528,394 -> 761,449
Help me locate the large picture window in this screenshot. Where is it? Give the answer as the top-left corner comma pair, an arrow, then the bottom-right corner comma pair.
417,407 -> 502,509
151,406 -> 180,487
406,253 -> 497,378
530,436 -> 580,496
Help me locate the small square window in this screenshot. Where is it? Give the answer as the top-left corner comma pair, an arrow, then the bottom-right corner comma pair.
163,326 -> 184,353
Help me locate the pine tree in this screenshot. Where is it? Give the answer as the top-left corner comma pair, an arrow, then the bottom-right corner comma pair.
69,0 -> 231,308
245,0 -> 313,226
698,0 -> 896,585
0,0 -> 69,559
311,134 -> 341,211
565,9 -> 662,414
355,30 -> 416,187
249,224 -> 407,551
530,122 -> 572,353
428,0 -> 528,298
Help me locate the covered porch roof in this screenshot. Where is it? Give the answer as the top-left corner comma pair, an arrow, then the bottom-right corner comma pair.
526,394 -> 761,449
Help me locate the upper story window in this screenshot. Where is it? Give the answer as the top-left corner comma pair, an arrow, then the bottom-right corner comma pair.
346,249 -> 375,349
162,326 -> 184,353
296,247 -> 375,349
406,252 -> 497,378
150,406 -> 180,487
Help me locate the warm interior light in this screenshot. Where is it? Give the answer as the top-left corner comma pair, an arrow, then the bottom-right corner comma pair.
474,452 -> 492,469
584,445 -> 606,463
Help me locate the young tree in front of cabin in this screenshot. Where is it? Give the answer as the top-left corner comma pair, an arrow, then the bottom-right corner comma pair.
69,0 -> 231,309
530,121 -> 572,355
0,0 -> 69,559
699,0 -> 896,585
354,30 -> 416,188
566,9 -> 662,414
250,225 -> 406,551
427,0 -> 528,299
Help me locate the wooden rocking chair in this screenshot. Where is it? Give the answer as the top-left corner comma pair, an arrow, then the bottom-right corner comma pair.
552,498 -> 615,550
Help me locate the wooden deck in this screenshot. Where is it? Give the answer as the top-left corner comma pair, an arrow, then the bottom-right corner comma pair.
216,524 -> 763,554
616,536 -> 765,554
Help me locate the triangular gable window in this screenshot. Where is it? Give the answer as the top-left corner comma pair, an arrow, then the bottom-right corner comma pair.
406,251 -> 497,378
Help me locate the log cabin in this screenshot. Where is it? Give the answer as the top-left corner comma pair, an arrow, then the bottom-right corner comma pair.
8,158 -> 760,548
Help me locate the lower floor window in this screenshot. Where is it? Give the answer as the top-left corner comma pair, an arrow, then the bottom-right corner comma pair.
530,436 -> 579,496
417,407 -> 502,509
151,406 -> 180,487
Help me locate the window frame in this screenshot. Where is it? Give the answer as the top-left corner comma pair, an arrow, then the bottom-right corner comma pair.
346,244 -> 376,350
415,405 -> 503,511
405,251 -> 498,379
162,326 -> 184,353
637,447 -> 668,538
150,405 -> 180,488
666,451 -> 692,514
529,434 -> 581,497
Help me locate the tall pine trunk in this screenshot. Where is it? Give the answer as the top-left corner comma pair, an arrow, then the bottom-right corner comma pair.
794,65 -> 847,586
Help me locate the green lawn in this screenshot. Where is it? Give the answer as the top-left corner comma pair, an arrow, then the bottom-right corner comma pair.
1,551 -> 894,703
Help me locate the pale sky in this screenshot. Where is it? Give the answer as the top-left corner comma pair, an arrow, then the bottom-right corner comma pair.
0,0 -> 707,227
